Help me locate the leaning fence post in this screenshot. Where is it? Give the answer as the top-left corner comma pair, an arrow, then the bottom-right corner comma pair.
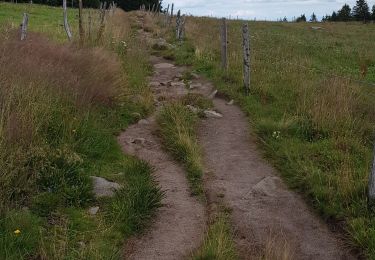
368,143 -> 375,204
63,0 -> 72,41
242,23 -> 250,95
221,18 -> 228,70
20,13 -> 29,41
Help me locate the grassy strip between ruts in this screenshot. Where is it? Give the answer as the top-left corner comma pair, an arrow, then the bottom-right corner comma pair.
165,17 -> 375,257
0,5 -> 162,259
157,97 -> 237,259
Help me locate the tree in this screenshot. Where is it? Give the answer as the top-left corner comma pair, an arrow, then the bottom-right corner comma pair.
372,5 -> 375,20
337,4 -> 352,21
331,11 -> 338,21
353,0 -> 371,22
296,14 -> 306,22
115,0 -> 162,12
310,12 -> 317,22
283,16 -> 288,22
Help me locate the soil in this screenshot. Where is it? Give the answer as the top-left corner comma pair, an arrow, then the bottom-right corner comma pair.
119,13 -> 357,260
118,57 -> 205,260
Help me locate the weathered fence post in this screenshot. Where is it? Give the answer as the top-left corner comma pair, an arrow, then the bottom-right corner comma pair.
97,2 -> 107,42
221,18 -> 228,70
368,143 -> 375,204
63,0 -> 72,41
169,3 -> 174,25
242,23 -> 250,95
164,4 -> 170,27
20,13 -> 29,41
176,10 -> 181,39
78,0 -> 84,44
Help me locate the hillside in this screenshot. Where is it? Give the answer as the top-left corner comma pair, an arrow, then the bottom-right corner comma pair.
1,2 -> 375,259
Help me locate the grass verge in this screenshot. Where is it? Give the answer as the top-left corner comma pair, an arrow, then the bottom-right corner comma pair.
0,6 -> 161,259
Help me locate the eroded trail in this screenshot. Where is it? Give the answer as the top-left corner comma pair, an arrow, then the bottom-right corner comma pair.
118,57 -> 205,260
198,98 -> 355,259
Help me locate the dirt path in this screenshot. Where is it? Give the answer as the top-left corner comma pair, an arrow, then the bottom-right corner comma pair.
118,57 -> 205,259
198,97 -> 356,259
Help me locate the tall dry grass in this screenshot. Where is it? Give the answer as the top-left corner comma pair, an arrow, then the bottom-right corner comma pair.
0,28 -> 123,211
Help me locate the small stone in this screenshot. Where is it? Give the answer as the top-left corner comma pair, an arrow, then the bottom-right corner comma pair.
191,73 -> 199,79
88,206 -> 100,215
174,73 -> 183,80
149,82 -> 161,87
154,63 -> 175,69
160,80 -> 172,86
91,176 -> 121,198
311,26 -> 323,30
226,100 -> 234,105
138,119 -> 150,125
208,90 -> 218,99
189,83 -> 202,89
78,241 -> 86,248
204,110 -> 223,119
170,81 -> 186,88
132,138 -> 146,146
186,105 -> 199,114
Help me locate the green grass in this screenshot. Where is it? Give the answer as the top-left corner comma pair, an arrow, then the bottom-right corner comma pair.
157,102 -> 204,196
0,4 -> 161,259
168,18 -> 375,257
193,213 -> 238,260
0,2 -> 78,41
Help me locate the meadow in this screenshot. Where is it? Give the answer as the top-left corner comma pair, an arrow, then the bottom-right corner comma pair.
166,17 -> 375,257
0,2 -> 162,259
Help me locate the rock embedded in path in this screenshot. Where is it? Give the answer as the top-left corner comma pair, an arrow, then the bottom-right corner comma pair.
186,105 -> 200,114
149,81 -> 161,88
88,206 -> 100,215
170,81 -> 186,88
90,176 -> 121,198
189,83 -> 202,90
204,110 -> 223,119
226,100 -> 234,105
208,90 -> 218,99
154,63 -> 175,69
138,119 -> 150,125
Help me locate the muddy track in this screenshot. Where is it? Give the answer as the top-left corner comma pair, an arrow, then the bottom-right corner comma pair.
198,98 -> 356,259
118,57 -> 205,260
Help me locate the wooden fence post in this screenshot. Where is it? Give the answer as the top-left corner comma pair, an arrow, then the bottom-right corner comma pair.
176,10 -> 181,40
242,23 -> 250,95
63,0 -> 72,41
78,0 -> 84,44
169,3 -> 174,25
164,4 -> 170,27
368,143 -> 375,204
221,18 -> 228,70
20,13 -> 29,41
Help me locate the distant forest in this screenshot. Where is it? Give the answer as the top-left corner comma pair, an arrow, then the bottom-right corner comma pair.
290,0 -> 375,23
3,0 -> 162,11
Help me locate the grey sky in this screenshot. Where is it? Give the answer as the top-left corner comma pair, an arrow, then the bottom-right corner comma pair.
162,0 -> 375,21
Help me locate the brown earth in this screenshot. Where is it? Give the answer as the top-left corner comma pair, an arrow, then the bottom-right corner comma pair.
119,13 -> 357,259
118,57 -> 205,260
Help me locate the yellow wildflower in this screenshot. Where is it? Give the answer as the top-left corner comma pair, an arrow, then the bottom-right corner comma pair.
14,229 -> 21,235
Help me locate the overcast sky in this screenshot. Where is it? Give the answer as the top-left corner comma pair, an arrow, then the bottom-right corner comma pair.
162,0 -> 375,21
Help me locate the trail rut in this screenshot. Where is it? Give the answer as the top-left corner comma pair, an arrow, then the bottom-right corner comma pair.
198,98 -> 356,259
118,57 -> 205,260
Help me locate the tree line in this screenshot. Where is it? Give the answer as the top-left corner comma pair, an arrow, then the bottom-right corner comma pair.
323,0 -> 375,22
4,0 -> 162,11
291,0 -> 375,23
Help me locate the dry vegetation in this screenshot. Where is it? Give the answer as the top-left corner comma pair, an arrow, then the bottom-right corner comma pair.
0,4 -> 161,259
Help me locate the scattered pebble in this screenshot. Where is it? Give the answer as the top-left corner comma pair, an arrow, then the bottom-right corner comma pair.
208,90 -> 218,99
88,206 -> 100,215
189,83 -> 202,90
138,119 -> 150,125
226,100 -> 234,105
154,63 -> 175,69
186,105 -> 199,114
204,110 -> 223,119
